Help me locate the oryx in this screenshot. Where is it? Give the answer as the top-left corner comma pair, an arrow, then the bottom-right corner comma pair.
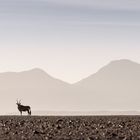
16,100 -> 31,115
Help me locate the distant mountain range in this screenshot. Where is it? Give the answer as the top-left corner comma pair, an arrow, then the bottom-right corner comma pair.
1,59 -> 140,115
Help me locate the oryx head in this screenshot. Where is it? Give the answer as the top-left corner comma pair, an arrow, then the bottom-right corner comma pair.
16,99 -> 21,106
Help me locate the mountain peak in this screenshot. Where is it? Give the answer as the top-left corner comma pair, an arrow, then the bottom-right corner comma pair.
96,59 -> 140,76
76,59 -> 140,85
110,59 -> 138,65
20,68 -> 48,77
29,68 -> 46,73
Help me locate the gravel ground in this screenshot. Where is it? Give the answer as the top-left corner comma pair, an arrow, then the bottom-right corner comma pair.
0,116 -> 140,139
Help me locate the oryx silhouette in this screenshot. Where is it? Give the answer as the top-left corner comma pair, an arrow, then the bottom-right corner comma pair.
16,100 -> 31,115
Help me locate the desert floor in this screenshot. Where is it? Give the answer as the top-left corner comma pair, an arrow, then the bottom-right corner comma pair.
0,116 -> 140,139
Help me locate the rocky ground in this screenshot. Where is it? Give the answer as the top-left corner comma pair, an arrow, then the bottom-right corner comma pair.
0,116 -> 140,139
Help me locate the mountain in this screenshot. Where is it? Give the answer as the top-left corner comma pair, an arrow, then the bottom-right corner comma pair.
0,68 -> 72,114
75,59 -> 140,110
0,68 -> 69,88
1,59 -> 140,115
76,59 -> 140,88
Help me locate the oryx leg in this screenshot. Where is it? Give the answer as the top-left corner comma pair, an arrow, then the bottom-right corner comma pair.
27,109 -> 30,115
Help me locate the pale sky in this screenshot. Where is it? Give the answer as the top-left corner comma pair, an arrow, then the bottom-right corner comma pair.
0,0 -> 140,83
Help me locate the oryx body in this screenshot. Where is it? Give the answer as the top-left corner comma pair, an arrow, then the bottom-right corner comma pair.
16,100 -> 31,115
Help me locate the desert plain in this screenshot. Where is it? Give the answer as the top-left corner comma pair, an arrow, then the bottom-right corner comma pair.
0,116 -> 140,139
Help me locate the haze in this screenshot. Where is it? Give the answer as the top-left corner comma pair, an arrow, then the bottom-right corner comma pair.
0,0 -> 140,83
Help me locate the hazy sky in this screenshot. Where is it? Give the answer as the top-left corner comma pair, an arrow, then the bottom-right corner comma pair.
0,0 -> 140,83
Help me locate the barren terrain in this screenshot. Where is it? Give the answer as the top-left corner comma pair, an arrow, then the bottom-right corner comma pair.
0,116 -> 140,139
